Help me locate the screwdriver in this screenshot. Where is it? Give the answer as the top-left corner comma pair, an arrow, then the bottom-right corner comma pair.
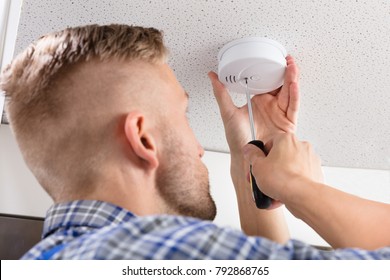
245,78 -> 273,209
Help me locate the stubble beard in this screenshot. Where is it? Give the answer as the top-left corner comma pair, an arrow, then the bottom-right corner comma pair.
156,136 -> 217,221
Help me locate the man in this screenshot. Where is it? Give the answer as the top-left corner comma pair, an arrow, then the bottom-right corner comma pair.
1,24 -> 389,259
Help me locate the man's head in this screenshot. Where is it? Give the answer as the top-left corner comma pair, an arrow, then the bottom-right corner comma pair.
0,24 -> 216,220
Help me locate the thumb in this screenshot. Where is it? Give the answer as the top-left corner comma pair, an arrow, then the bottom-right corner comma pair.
242,143 -> 266,165
208,71 -> 236,118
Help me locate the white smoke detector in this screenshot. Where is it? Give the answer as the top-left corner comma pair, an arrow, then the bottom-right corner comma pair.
218,37 -> 287,95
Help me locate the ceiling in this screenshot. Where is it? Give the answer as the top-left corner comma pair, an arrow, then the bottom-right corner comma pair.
13,0 -> 390,170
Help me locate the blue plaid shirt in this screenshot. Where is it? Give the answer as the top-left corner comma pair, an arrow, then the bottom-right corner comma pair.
22,200 -> 390,259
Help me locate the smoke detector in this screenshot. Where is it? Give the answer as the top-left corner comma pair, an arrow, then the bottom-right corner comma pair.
218,37 -> 287,95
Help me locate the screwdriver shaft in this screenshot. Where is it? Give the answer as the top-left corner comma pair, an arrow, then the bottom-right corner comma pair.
245,78 -> 256,141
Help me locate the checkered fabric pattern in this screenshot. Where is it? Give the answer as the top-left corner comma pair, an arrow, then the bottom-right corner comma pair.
21,200 -> 390,259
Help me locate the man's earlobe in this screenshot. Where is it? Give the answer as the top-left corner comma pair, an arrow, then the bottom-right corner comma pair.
124,111 -> 159,169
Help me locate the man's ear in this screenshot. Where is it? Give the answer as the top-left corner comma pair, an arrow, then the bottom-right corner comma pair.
124,111 -> 159,169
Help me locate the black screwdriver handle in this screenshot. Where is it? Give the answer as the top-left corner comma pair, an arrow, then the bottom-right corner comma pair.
248,140 -> 273,209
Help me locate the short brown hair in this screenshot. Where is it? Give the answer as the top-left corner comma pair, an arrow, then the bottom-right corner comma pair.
0,24 -> 168,199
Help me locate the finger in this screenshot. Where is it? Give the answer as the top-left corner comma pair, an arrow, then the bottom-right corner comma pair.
277,85 -> 289,112
287,82 -> 300,125
285,55 -> 299,83
242,143 -> 266,165
208,71 -> 236,117
278,55 -> 299,111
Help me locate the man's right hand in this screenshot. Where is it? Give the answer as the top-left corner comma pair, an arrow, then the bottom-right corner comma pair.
242,133 -> 324,202
243,133 -> 390,250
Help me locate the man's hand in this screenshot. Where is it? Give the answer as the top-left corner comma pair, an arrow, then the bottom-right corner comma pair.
242,133 -> 324,202
208,55 -> 299,155
243,133 -> 390,250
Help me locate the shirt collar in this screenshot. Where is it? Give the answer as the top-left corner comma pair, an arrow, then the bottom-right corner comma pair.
42,200 -> 135,238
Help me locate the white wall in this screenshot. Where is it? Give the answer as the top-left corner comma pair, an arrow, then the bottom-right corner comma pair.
0,0 -> 23,122
0,0 -> 10,118
0,0 -> 22,68
0,0 -> 10,69
0,126 -> 52,217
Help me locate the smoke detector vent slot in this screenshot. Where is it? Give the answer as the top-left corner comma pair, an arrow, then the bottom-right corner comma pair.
225,75 -> 236,83
224,75 -> 238,84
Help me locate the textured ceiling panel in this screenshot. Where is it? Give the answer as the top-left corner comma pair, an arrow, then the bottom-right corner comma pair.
14,0 -> 390,170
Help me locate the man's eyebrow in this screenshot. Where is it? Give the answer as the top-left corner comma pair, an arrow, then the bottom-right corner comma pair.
184,91 -> 189,100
